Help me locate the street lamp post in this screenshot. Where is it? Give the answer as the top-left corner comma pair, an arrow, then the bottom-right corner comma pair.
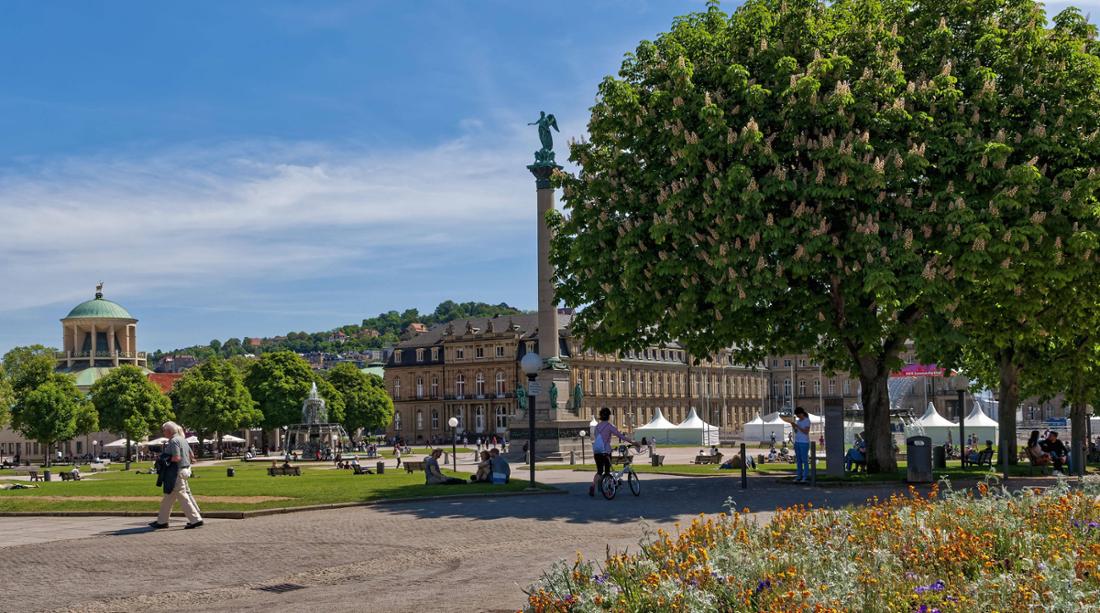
520,351 -> 542,489
448,417 -> 459,472
579,429 -> 587,465
956,387 -> 966,462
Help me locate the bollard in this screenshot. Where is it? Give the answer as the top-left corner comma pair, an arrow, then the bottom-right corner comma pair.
376,461 -> 385,475
570,450 -> 575,465
810,441 -> 817,486
740,443 -> 748,490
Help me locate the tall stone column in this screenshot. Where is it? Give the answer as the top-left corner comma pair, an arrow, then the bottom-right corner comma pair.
529,165 -> 560,363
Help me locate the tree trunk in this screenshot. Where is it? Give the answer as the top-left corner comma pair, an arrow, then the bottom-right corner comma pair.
858,358 -> 897,473
196,431 -> 205,458
1070,400 -> 1087,477
44,442 -> 50,467
124,439 -> 132,471
996,350 -> 1020,468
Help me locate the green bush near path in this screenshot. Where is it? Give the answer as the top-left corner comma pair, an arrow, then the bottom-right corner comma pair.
0,461 -> 547,514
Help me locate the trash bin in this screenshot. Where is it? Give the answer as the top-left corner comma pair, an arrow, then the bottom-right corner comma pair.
907,436 -> 933,483
376,461 -> 385,475
227,467 -> 235,477
43,470 -> 52,482
932,445 -> 946,470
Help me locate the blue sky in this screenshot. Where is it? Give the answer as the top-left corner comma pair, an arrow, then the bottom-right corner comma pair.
0,0 -> 704,353
0,1 -> 1095,354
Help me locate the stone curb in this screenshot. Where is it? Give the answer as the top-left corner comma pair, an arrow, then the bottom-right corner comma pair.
0,487 -> 566,520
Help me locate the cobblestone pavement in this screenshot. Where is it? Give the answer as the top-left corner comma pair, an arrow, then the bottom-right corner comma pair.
0,470 -> 1030,613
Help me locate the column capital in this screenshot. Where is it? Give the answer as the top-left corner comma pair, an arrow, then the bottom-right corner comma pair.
527,162 -> 560,190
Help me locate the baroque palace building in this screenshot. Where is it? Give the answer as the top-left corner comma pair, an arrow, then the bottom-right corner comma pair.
383,312 -> 768,442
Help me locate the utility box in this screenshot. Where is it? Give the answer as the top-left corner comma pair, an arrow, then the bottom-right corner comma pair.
932,445 -> 946,470
907,436 -> 933,483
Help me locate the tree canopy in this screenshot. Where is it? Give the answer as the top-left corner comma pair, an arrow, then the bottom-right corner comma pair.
550,0 -> 1100,472
245,351 -> 344,431
324,362 -> 394,436
0,366 -> 13,429
15,375 -> 89,465
2,345 -> 58,398
91,365 -> 173,465
170,357 -> 261,450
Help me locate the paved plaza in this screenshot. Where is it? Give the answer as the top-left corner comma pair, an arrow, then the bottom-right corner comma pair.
0,466 -> 931,613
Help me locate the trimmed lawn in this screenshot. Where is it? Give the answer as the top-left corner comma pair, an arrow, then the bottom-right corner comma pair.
0,461 -> 546,514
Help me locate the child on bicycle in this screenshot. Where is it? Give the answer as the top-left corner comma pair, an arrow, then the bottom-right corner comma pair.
590,407 -> 637,497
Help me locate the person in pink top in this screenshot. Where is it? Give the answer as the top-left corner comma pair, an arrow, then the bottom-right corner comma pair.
589,407 -> 637,497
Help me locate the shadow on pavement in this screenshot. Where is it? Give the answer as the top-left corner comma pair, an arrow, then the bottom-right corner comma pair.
371,475 -> 915,525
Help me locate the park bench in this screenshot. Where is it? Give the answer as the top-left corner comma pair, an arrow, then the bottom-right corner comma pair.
59,472 -> 82,481
267,466 -> 302,477
961,449 -> 994,469
28,470 -> 42,482
352,465 -> 373,475
404,460 -> 426,474
694,454 -> 722,465
90,463 -> 107,472
1024,448 -> 1054,476
649,454 -> 665,467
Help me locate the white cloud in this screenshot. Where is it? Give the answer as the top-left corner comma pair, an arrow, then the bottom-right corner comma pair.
0,135 -> 536,314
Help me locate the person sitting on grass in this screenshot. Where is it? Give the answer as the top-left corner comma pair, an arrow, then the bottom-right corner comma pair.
844,433 -> 867,472
425,449 -> 464,485
471,450 -> 492,482
489,448 -> 510,484
767,447 -> 778,463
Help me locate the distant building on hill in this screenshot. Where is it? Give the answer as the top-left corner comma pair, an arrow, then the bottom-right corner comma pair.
155,354 -> 198,373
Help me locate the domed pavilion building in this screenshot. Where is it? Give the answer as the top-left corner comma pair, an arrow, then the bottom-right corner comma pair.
56,286 -> 150,390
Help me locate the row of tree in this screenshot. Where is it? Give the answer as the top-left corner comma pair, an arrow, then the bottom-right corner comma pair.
551,0 -> 1100,473
148,300 -> 527,363
0,348 -> 394,466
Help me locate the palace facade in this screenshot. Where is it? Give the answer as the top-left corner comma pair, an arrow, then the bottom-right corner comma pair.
383,312 -> 768,442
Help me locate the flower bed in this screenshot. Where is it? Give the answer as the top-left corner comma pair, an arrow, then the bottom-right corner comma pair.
525,479 -> 1100,612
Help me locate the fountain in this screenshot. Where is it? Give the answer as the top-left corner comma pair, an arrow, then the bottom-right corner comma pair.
283,382 -> 351,458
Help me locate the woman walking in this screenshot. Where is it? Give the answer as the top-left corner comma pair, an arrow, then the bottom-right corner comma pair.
783,407 -> 812,483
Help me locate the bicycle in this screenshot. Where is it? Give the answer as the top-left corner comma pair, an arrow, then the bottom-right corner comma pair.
599,445 -> 641,499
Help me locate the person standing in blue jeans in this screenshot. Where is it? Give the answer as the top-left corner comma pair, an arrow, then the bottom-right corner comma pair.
789,407 -> 812,483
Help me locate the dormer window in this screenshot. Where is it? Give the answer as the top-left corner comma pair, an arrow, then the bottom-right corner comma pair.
416,348 -> 424,362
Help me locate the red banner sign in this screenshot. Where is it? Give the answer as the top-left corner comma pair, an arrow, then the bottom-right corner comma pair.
891,364 -> 946,378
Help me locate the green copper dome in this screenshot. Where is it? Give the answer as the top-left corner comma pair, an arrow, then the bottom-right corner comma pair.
64,297 -> 134,320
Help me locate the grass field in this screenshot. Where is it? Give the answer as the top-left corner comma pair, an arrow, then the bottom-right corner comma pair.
0,460 -> 545,514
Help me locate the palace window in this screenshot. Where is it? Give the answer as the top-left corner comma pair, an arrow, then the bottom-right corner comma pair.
431,347 -> 439,361
394,412 -> 401,431
416,410 -> 423,430
394,350 -> 402,363
416,377 -> 424,399
783,359 -> 792,367
495,406 -> 508,430
599,371 -> 606,395
456,374 -> 466,397
783,379 -> 791,398
496,346 -> 505,357
431,409 -> 439,429
495,371 -> 505,396
843,380 -> 851,395
813,379 -> 820,396
455,348 -> 465,359
393,379 -> 401,400
431,376 -> 439,398
475,406 -> 485,432
799,380 -> 807,397
799,359 -> 807,367
416,348 -> 424,362
828,379 -> 836,395
475,372 -> 485,396
476,347 -> 485,359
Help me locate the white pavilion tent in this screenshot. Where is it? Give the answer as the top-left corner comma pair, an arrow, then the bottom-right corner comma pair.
741,412 -> 790,443
103,438 -> 137,449
906,403 -> 958,445
675,408 -> 720,446
633,408 -> 681,444
963,404 -> 999,445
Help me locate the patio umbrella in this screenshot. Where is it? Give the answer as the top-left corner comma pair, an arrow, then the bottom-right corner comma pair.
185,435 -> 200,444
141,437 -> 169,446
221,434 -> 246,444
103,438 -> 135,448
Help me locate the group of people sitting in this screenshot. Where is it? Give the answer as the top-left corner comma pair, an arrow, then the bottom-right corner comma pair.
1026,430 -> 1069,472
423,447 -> 511,485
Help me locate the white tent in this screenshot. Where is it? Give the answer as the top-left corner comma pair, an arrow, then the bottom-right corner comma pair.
1092,416 -> 1100,435
740,412 -> 790,443
185,435 -> 200,444
843,421 -> 865,445
675,408 -> 720,446
963,405 -> 999,445
103,438 -> 137,448
140,437 -> 169,447
906,403 -> 958,445
633,408 -> 681,444
221,434 -> 246,444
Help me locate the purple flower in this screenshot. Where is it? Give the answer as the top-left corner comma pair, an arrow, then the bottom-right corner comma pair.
592,574 -> 607,585
756,578 -> 772,594
1089,521 -> 1099,529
